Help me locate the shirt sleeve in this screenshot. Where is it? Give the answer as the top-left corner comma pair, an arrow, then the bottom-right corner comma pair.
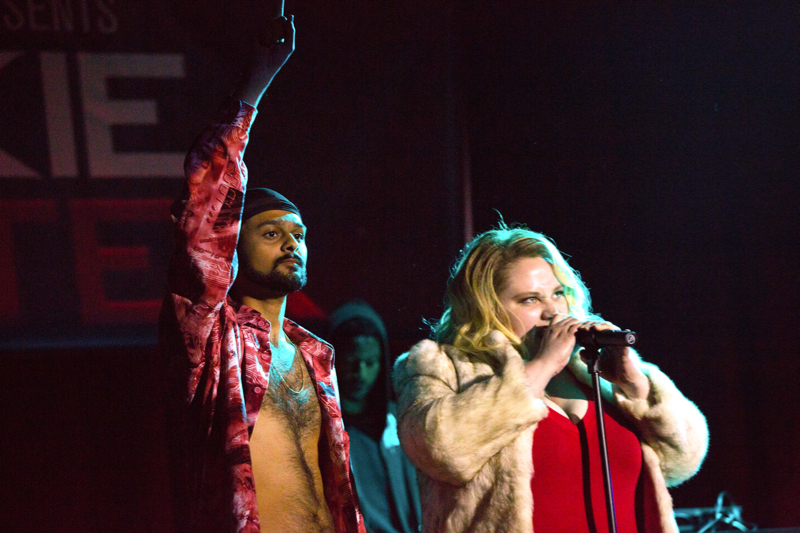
162,98 -> 257,404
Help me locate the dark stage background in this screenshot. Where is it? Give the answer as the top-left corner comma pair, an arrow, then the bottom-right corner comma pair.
2,1 -> 798,531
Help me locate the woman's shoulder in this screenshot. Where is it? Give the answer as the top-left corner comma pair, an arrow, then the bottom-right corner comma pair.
393,339 -> 459,385
409,338 -> 450,359
395,339 -> 448,369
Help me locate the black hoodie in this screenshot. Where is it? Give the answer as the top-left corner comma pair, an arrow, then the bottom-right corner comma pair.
328,300 -> 421,533
328,299 -> 392,439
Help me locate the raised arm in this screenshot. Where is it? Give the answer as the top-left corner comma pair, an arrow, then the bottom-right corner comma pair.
393,337 -> 548,486
162,15 -> 296,403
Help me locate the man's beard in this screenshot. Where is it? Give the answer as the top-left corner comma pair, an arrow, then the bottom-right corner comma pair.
240,259 -> 307,295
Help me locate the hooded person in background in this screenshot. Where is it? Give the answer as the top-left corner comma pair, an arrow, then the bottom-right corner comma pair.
329,300 -> 422,533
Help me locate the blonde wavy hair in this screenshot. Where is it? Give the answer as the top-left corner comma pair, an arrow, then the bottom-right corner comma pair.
432,223 -> 594,358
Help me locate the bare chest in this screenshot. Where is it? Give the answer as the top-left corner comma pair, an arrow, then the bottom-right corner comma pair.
249,349 -> 334,532
262,350 -> 322,435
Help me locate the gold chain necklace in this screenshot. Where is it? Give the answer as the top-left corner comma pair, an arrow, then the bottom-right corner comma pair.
272,338 -> 306,395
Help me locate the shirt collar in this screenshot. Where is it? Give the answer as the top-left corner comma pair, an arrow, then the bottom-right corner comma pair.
229,297 -> 334,362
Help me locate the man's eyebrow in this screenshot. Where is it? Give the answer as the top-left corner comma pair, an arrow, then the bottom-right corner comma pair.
255,219 -> 307,231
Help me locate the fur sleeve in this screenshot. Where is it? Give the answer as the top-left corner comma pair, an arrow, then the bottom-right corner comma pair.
393,338 -> 547,486
613,362 -> 709,487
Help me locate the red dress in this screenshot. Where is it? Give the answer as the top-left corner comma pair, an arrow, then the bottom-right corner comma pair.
531,394 -> 660,532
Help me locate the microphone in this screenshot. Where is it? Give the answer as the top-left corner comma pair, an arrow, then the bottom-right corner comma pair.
575,328 -> 637,349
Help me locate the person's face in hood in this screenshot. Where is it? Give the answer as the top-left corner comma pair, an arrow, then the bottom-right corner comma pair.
339,335 -> 382,406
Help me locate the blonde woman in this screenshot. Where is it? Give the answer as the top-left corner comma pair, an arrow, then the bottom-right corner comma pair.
393,224 -> 708,533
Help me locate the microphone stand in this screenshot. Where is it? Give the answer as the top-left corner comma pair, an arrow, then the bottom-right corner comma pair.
586,345 -> 618,533
577,328 -> 636,533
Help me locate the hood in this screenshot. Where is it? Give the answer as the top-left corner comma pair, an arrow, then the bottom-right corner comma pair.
328,299 -> 392,436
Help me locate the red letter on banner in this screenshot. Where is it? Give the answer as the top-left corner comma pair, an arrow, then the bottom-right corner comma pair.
70,198 -> 171,324
0,199 -> 59,321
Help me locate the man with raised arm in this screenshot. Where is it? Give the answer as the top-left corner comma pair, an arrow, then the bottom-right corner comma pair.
160,15 -> 365,533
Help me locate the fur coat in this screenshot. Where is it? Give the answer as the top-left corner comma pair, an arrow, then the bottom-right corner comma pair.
392,336 -> 708,533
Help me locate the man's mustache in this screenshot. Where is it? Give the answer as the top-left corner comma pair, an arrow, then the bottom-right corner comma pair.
276,253 -> 305,267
